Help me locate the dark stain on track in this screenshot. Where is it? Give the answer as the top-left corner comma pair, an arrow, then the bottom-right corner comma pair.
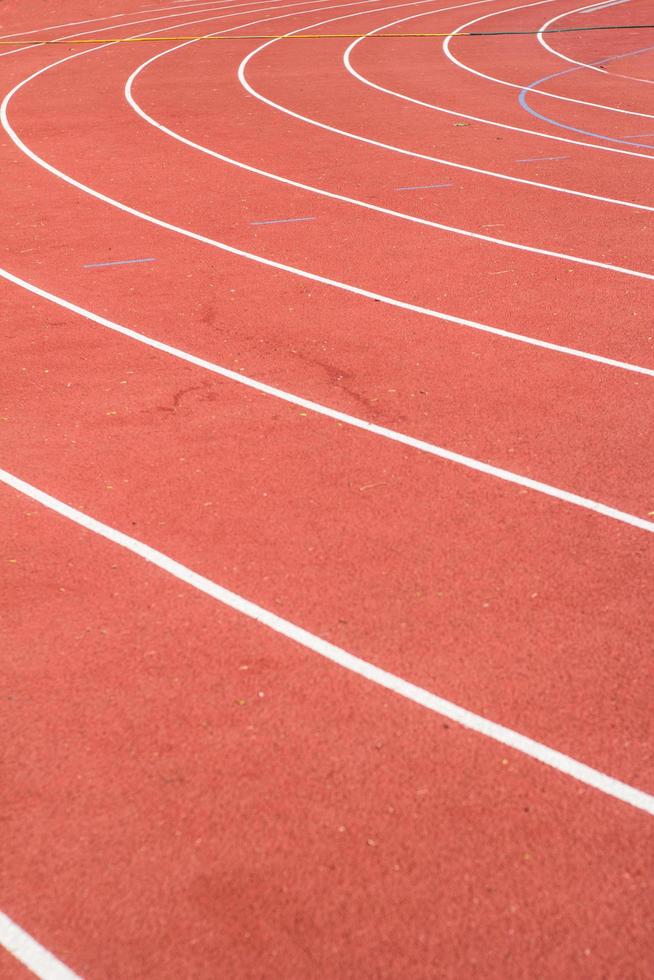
291,349 -> 407,425
157,383 -> 213,414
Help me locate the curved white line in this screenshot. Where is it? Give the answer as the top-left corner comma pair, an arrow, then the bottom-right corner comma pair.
125,11 -> 654,283
2,14 -> 651,965
3,262 -> 654,530
0,0 -> 291,61
2,467 -> 653,816
0,0 -> 288,58
19,0 -> 639,222
0,0 -> 236,43
0,0 -> 334,40
340,1 -> 654,160
342,11 -> 654,207
243,8 -> 654,215
5,7 -> 653,378
443,0 -> 654,120
538,1 -> 654,86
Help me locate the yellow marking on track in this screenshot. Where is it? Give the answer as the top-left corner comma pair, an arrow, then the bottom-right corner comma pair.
2,25 -> 654,43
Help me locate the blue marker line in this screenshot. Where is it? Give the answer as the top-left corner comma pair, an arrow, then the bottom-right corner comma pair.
83,257 -> 156,268
516,155 -> 568,162
250,216 -> 316,225
518,43 -> 654,149
394,182 -> 453,190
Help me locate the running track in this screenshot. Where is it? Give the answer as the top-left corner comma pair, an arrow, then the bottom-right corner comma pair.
1,0 -> 653,976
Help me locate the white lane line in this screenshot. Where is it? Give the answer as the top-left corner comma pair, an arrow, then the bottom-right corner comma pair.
0,912 -> 81,980
244,5 -> 654,207
344,4 -> 654,163
235,12 -> 654,276
3,264 -> 654,535
9,0 -> 653,239
1,466 -> 653,818
7,17 -> 654,384
443,0 -> 654,123
0,0 -> 289,37
0,13 -> 124,39
0,0 -> 347,62
5,7 -> 654,365
538,2 -> 654,87
125,2 -> 654,285
7,22 -> 654,375
15,0 -> 649,232
6,53 -> 654,377
580,0 -> 632,13
5,5 -> 654,506
0,0 -> 275,61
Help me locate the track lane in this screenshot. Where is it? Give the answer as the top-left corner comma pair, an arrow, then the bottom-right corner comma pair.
2,287 -> 653,791
546,25 -> 654,87
3,488 -> 652,978
127,24 -> 654,280
445,0 -> 654,114
537,0 -> 654,85
2,29 -> 654,521
2,0 -> 652,788
0,0 -> 280,60
238,7 -> 654,217
515,45 -> 654,149
0,0 -> 309,38
339,4 -> 654,167
128,6 -> 654,280
2,0 -> 653,976
0,0 -> 328,75
4,16 -> 654,373
442,0 -> 654,145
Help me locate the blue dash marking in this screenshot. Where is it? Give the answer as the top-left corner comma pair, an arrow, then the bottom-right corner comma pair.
394,183 -> 453,190
516,155 -> 568,162
250,216 -> 316,225
83,257 -> 156,268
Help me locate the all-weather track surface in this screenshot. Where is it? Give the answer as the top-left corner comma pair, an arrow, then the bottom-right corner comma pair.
1,0 -> 653,976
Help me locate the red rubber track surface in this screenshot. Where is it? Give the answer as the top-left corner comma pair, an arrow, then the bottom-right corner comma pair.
1,0 -> 653,976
